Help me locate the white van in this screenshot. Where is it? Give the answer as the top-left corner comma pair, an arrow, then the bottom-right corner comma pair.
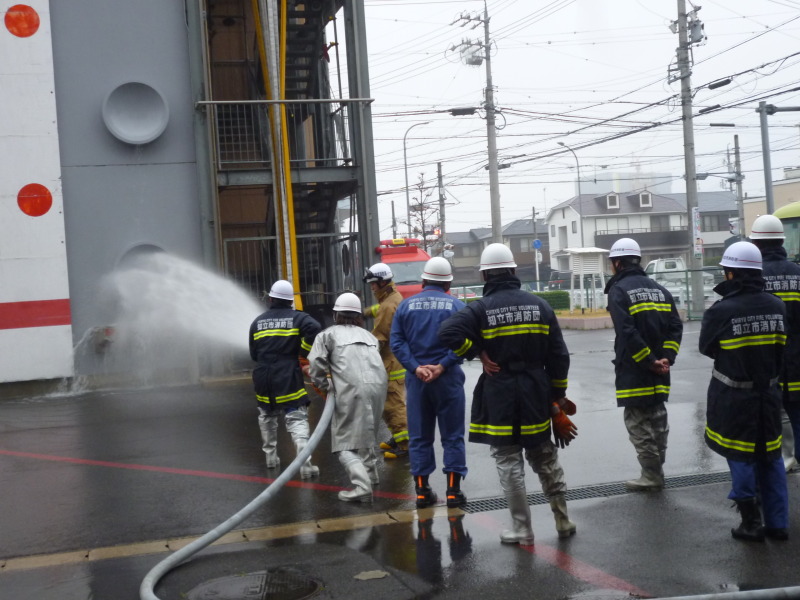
644,257 -> 716,305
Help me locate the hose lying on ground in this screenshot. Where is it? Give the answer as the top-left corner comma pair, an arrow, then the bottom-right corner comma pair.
139,392 -> 335,600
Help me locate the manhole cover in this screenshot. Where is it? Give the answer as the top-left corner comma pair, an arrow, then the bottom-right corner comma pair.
186,567 -> 320,600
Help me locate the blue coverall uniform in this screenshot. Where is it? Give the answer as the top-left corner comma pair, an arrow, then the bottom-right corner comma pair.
390,285 -> 467,478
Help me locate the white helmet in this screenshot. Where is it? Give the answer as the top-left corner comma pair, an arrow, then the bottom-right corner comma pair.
363,262 -> 393,283
750,214 -> 785,240
479,243 -> 517,271
422,256 -> 453,282
720,241 -> 762,270
268,279 -> 295,301
609,238 -> 641,258
333,292 -> 362,313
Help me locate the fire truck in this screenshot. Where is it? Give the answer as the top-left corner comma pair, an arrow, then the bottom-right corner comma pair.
374,238 -> 431,298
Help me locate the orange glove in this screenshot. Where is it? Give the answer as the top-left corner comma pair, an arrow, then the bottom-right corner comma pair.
551,403 -> 578,448
299,357 -> 326,399
556,397 -> 577,416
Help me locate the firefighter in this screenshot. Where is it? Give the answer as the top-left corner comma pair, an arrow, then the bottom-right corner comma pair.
390,257 -> 468,509
438,243 -> 577,544
306,293 -> 387,503
249,280 -> 321,478
750,214 -> 800,473
363,262 -> 409,459
605,238 -> 683,491
700,241 -> 789,541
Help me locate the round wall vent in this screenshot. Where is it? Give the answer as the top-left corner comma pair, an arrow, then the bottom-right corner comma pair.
102,82 -> 169,145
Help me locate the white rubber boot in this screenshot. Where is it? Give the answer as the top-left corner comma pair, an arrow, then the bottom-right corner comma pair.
360,447 -> 380,485
550,493 -> 576,539
500,489 -> 534,545
286,407 -> 319,479
338,450 -> 373,503
257,411 -> 280,469
625,459 -> 664,491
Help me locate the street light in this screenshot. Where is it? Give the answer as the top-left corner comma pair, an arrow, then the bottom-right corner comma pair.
558,141 -> 584,247
403,121 -> 430,238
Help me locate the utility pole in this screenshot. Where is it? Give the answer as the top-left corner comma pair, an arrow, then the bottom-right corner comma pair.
673,0 -> 705,316
391,200 -> 397,238
532,207 -> 540,291
451,2 -> 502,242
734,135 -> 745,239
437,162 -> 446,254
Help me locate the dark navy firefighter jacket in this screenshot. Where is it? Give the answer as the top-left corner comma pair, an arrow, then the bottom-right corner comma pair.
761,245 -> 800,405
605,267 -> 683,408
249,304 -> 321,411
699,275 -> 786,462
438,274 -> 570,449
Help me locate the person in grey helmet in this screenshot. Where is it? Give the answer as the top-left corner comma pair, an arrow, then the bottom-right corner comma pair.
306,293 -> 387,503
249,280 -> 321,478
605,237 -> 682,491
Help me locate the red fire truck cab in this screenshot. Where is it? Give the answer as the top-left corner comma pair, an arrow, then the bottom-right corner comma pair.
374,238 -> 431,298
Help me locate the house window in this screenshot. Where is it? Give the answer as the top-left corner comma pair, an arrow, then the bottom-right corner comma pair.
459,245 -> 479,257
518,237 -> 536,253
640,192 -> 652,208
650,215 -> 669,232
607,194 -> 619,209
571,221 -> 577,233
702,214 -> 728,232
551,224 -> 556,237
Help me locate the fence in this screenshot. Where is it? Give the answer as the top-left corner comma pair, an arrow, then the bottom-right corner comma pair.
200,99 -> 359,171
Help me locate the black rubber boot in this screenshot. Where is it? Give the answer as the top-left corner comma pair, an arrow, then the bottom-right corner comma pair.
415,475 -> 438,509
445,472 -> 467,508
731,498 -> 765,542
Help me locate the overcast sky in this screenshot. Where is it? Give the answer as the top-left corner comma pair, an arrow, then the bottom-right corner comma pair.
331,0 -> 800,236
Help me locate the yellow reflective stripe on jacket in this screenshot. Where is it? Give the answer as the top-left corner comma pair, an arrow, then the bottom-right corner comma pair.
663,340 -> 680,352
719,333 -> 787,350
481,323 -> 550,339
705,426 -> 755,452
454,338 -> 473,357
632,347 -> 651,362
616,385 -> 670,399
779,381 -> 800,392
300,339 -> 312,352
470,419 -> 550,436
256,387 -> 308,404
389,368 -> 406,381
366,303 -> 379,318
629,302 -> 672,315
551,378 -> 568,389
253,328 -> 300,340
766,437 -> 782,452
774,291 -> 800,302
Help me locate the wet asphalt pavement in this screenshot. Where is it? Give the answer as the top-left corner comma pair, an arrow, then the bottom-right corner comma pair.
1,321 -> 800,600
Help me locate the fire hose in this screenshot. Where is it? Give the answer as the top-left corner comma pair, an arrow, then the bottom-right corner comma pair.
139,391 -> 334,600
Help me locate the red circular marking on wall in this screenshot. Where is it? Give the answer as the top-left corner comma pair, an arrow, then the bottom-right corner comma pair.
17,183 -> 53,217
5,4 -> 40,37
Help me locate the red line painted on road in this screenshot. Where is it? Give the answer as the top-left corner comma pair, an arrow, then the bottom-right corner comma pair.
0,449 -> 413,500
0,299 -> 71,330
470,513 -> 651,598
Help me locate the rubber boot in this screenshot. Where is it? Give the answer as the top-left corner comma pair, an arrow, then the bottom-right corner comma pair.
415,474 -> 438,509
625,458 -> 664,491
360,447 -> 379,485
500,489 -> 534,545
731,498 -> 765,542
338,451 -> 373,503
285,408 -> 319,479
445,472 -> 467,508
550,493 -> 576,539
257,412 -> 280,469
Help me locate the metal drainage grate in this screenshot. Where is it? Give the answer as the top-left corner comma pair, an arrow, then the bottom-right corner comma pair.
187,567 -> 320,600
462,470 -> 732,514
